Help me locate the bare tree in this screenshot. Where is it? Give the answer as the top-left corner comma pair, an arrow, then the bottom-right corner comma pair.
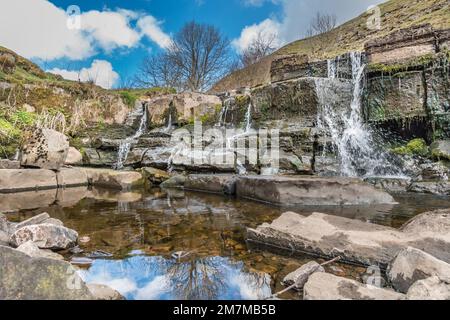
305,12 -> 337,37
240,31 -> 277,67
134,53 -> 182,89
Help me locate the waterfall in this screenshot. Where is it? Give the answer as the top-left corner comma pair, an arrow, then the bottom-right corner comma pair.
166,113 -> 172,132
217,103 -> 229,127
244,103 -> 252,132
316,52 -> 405,178
115,104 -> 148,170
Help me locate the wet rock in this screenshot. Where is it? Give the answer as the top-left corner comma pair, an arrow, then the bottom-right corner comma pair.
0,159 -> 20,169
141,167 -> 170,185
236,176 -> 396,206
82,148 -> 118,167
56,168 -> 89,188
303,273 -> 405,300
140,147 -> 172,169
16,241 -> 65,261
364,177 -> 411,193
247,209 -> 450,268
387,247 -> 450,293
0,169 -> 57,193
170,149 -> 236,173
20,128 -> 69,170
419,162 -> 449,181
10,224 -> 78,250
14,212 -> 50,230
82,168 -> 144,191
0,189 -> 57,212
44,218 -> 64,226
313,156 -> 340,177
261,150 -> 311,174
407,181 -> 450,195
160,175 -> 186,188
0,230 -> 9,246
87,284 -> 125,300
65,147 -> 83,165
282,261 -> 325,291
0,245 -> 94,300
431,140 -> 450,161
406,276 -> 450,300
71,257 -> 94,266
185,174 -> 237,195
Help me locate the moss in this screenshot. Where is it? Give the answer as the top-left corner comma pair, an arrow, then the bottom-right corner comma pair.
391,138 -> 429,157
367,53 -> 436,74
118,91 -> 137,108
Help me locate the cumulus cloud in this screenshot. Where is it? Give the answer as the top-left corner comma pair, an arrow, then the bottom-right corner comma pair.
0,0 -> 171,60
47,60 -> 120,89
232,18 -> 281,53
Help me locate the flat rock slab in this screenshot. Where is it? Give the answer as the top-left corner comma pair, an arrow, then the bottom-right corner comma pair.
185,174 -> 238,195
247,209 -> 450,268
82,168 -> 144,191
236,176 -> 396,206
0,169 -> 57,193
303,272 -> 405,300
56,168 -> 88,188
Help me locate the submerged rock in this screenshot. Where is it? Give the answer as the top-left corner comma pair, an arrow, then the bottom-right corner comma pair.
303,273 -> 405,300
185,174 -> 237,195
20,128 -> 69,170
387,247 -> 450,293
282,261 -> 325,291
10,224 -> 78,250
406,276 -> 450,300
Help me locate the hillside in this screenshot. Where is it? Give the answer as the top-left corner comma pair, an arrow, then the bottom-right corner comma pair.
212,0 -> 450,92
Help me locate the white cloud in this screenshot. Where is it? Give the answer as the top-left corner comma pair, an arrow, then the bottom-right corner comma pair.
134,275 -> 171,300
232,18 -> 281,53
0,0 -> 171,60
47,60 -> 120,89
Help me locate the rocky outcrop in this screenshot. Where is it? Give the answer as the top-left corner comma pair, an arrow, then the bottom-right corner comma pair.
407,181 -> 450,195
303,273 -> 405,300
406,276 -> 450,300
247,209 -> 450,268
82,168 -> 144,191
10,224 -> 78,250
20,128 -> 69,170
184,174 -> 237,195
236,176 -> 396,206
387,247 -> 450,293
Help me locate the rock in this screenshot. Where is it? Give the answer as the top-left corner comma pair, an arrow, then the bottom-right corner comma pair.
431,140 -> 450,161
0,52 -> 16,73
44,218 -> 64,226
247,209 -> 450,268
406,276 -> 450,300
82,168 -> 144,191
10,224 -> 78,250
419,162 -> 449,181
303,273 -> 405,300
82,148 -> 118,167
16,241 -> 65,261
56,168 -> 89,188
87,284 -> 125,300
0,159 -> 20,169
20,128 -> 69,170
65,147 -> 83,165
0,230 -> 9,246
0,169 -> 57,193
0,213 -> 8,232
185,174 -> 237,195
160,175 -> 186,188
407,181 -> 450,195
236,176 -> 396,206
282,261 -> 325,290
141,167 -> 170,185
0,245 -> 94,300
0,189 -> 58,212
387,247 -> 450,293
313,156 -> 340,177
364,177 -> 411,193
15,212 -> 50,230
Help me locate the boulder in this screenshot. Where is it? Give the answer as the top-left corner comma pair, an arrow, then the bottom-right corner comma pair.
387,247 -> 450,293
431,140 -> 450,161
185,174 -> 237,195
282,261 -> 325,291
65,147 -> 83,165
141,167 -> 170,185
20,128 -> 69,170
160,175 -> 186,188
82,168 -> 144,191
16,241 -> 65,261
236,176 -> 396,206
406,276 -> 450,300
0,245 -> 94,300
82,148 -> 118,167
10,224 -> 78,250
407,181 -> 450,195
247,209 -> 450,268
56,168 -> 89,188
303,273 -> 405,300
87,284 -> 125,300
0,189 -> 57,212
14,212 -> 50,230
0,169 -> 57,193
0,159 -> 20,169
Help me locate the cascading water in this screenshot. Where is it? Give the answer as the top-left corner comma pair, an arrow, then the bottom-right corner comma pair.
244,103 -> 252,133
115,104 -> 148,170
166,113 -> 173,132
316,52 -> 405,178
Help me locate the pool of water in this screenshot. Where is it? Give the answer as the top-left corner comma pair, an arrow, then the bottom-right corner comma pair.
4,187 -> 450,300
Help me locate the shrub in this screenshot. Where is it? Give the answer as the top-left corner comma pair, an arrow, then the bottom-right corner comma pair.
392,138 -> 429,157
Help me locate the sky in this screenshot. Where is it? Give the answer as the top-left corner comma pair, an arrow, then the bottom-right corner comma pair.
0,0 -> 385,89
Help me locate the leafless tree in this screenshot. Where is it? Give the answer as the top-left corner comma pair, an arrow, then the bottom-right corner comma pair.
240,31 -> 277,67
134,53 -> 183,90
305,12 -> 337,37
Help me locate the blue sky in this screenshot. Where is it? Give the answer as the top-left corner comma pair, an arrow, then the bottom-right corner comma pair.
0,0 -> 385,88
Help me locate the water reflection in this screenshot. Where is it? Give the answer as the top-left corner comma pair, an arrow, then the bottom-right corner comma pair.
79,255 -> 271,300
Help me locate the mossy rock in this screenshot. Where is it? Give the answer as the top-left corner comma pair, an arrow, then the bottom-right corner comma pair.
431,140 -> 450,161
392,138 -> 429,157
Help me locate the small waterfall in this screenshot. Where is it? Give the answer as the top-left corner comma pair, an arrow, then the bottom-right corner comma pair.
166,113 -> 172,132
217,103 -> 229,127
316,52 -> 405,178
115,104 -> 148,169
244,103 -> 252,132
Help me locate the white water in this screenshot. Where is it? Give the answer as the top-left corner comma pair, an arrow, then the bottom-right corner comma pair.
244,103 -> 252,132
166,113 -> 173,132
316,52 -> 405,178
115,105 -> 148,169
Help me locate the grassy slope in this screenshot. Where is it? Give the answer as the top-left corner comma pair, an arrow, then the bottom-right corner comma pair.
211,0 -> 450,92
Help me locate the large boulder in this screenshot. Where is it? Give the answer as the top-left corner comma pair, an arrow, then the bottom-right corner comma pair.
20,128 -> 69,170
184,174 -> 237,195
406,276 -> 450,300
303,273 -> 405,300
65,147 -> 83,165
0,245 -> 94,300
431,140 -> 450,161
82,168 -> 144,191
0,169 -> 57,193
14,212 -> 50,230
387,247 -> 450,293
236,176 -> 396,206
10,224 -> 78,250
